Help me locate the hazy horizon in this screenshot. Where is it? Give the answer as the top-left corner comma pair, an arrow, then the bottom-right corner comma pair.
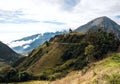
0,0 -> 120,43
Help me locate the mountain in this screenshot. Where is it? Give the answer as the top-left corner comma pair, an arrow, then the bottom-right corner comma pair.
11,53 -> 120,84
8,31 -> 68,54
3,29 -> 118,82
0,41 -> 21,66
0,17 -> 120,83
75,16 -> 120,39
8,34 -> 42,54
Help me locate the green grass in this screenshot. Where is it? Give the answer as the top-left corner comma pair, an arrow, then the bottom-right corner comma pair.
9,31 -> 119,82
102,53 -> 120,68
92,53 -> 120,84
104,53 -> 120,84
5,53 -> 120,84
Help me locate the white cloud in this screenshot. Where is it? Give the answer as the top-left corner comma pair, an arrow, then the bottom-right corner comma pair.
8,34 -> 41,48
0,0 -> 120,43
23,45 -> 30,49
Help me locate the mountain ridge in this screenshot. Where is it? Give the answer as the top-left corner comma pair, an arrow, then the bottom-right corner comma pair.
75,16 -> 120,39
12,30 -> 119,81
0,41 -> 22,66
8,31 -> 68,54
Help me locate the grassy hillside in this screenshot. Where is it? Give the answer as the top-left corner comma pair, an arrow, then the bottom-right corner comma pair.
13,52 -> 120,84
1,30 -> 119,82
52,53 -> 120,84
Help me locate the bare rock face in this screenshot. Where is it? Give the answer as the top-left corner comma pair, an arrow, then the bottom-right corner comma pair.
75,16 -> 120,39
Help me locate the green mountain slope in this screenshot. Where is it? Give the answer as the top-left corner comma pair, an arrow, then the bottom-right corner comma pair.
0,29 -> 119,82
16,52 -> 120,84
0,41 -> 22,66
9,30 -> 119,81
52,53 -> 120,84
16,32 -> 86,76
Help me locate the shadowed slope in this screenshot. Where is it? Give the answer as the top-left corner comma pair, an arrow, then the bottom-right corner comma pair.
0,41 -> 22,65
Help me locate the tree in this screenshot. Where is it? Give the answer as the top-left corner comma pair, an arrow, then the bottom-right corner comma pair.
45,41 -> 49,47
39,72 -> 48,80
85,45 -> 95,62
69,28 -> 72,33
84,29 -> 120,60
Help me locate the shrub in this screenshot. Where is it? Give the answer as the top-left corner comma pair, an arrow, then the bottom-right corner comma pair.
84,29 -> 120,60
85,45 -> 95,62
49,72 -> 66,81
17,71 -> 32,81
39,72 -> 48,80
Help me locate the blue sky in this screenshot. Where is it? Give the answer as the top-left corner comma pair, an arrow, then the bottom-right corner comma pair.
0,0 -> 120,43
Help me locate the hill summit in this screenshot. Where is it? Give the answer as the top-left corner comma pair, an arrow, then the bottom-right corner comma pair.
75,16 -> 120,39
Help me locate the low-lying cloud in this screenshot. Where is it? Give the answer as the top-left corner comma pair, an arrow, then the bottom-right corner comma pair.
8,34 -> 41,48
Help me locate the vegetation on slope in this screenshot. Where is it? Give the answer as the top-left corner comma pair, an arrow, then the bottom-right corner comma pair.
0,29 -> 119,82
8,53 -> 120,84
0,41 -> 22,65
52,53 -> 120,84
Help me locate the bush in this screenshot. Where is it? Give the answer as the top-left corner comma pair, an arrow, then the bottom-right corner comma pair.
39,72 -> 48,80
74,55 -> 87,70
84,29 -> 120,60
85,45 -> 95,62
2,69 -> 32,82
17,71 -> 32,81
48,72 -> 66,81
0,75 -> 3,82
3,68 -> 18,82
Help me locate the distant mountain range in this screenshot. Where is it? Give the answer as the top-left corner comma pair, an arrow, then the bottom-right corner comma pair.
8,30 -> 68,54
75,16 -> 120,39
8,16 -> 120,55
0,41 -> 21,66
